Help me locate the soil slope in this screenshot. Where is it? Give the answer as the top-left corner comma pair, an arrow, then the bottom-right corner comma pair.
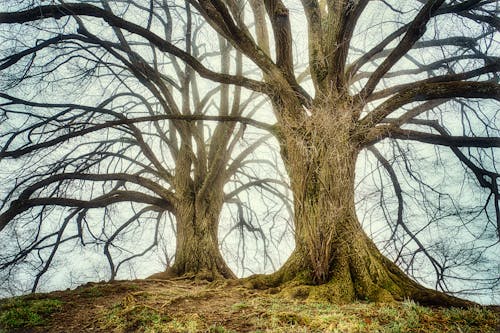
0,278 -> 498,332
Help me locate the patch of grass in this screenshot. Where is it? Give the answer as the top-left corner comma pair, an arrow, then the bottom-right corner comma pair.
79,285 -> 104,298
373,302 -> 424,330
0,298 -> 63,329
441,306 -> 498,330
208,325 -> 237,333
98,294 -> 172,333
160,318 -> 201,332
230,301 -> 249,311
3,280 -> 497,333
246,296 -> 499,333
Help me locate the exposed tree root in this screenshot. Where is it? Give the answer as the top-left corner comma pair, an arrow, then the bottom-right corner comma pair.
244,238 -> 474,308
147,246 -> 236,281
147,267 -> 235,281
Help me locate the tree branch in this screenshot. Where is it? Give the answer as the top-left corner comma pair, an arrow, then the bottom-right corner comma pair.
358,0 -> 446,100
367,63 -> 500,102
359,81 -> 500,129
0,191 -> 168,233
0,93 -> 275,159
381,127 -> 500,148
0,3 -> 268,93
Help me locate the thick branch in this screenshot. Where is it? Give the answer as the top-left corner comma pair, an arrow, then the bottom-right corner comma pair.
351,55 -> 499,83
367,63 -> 500,102
358,0 -> 446,100
300,0 -> 326,90
382,128 -> 500,148
264,0 -> 295,80
0,191 -> 167,233
359,81 -> 500,128
15,172 -> 176,205
325,0 -> 370,89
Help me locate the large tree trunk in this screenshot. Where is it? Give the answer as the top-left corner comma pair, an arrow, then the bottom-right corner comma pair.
148,138 -> 236,281
169,197 -> 235,280
251,102 -> 472,307
149,193 -> 235,281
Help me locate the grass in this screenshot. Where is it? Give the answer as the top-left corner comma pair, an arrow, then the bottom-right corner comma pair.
0,280 -> 498,332
255,299 -> 498,332
98,293 -> 172,333
0,298 -> 63,330
95,293 -> 498,332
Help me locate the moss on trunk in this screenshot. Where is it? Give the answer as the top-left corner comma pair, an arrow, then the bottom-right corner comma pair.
248,104 -> 473,308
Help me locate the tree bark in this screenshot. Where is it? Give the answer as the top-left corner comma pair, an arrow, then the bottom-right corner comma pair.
169,198 -> 235,280
149,192 -> 236,281
250,100 -> 472,307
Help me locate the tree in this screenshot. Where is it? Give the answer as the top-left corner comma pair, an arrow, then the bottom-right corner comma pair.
1,1 -> 498,305
0,1 -> 289,292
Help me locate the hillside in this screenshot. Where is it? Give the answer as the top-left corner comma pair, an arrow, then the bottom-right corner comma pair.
0,278 -> 498,332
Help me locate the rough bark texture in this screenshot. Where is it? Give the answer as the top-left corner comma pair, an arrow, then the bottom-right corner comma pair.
248,100 -> 472,307
169,198 -> 235,280
149,197 -> 235,281
149,144 -> 236,281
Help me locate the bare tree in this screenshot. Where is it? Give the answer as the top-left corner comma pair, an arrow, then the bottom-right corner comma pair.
0,0 -> 498,306
0,1 -> 289,293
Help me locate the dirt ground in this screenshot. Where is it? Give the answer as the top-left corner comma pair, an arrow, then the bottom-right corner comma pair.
1,278 -> 499,332
2,279 -> 266,332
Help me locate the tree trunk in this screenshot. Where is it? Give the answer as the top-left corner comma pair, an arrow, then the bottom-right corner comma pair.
170,197 -> 235,280
251,102 -> 472,307
150,194 -> 236,281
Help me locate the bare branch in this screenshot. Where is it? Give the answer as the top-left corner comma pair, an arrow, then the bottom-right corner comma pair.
360,81 -> 500,129
0,3 -> 269,93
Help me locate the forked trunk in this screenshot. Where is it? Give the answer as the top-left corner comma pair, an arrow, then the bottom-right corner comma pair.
253,103 -> 471,307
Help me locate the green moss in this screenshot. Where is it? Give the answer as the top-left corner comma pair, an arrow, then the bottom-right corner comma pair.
0,298 -> 63,329
282,285 -> 311,299
274,312 -> 310,326
243,273 -> 277,289
307,279 -> 355,303
366,286 -> 395,303
380,278 -> 404,296
285,270 -> 313,286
